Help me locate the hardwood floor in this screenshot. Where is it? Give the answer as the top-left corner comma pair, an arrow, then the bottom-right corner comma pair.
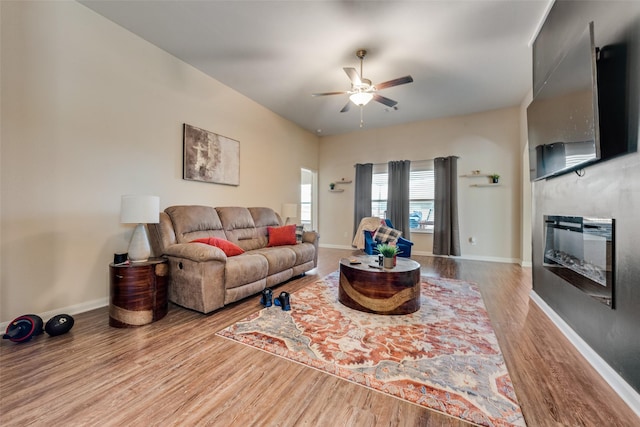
1,248 -> 638,426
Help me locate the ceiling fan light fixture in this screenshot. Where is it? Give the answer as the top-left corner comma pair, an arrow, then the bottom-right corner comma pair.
349,92 -> 373,106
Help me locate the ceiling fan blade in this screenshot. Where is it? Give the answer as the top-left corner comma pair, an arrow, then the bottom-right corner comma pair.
340,101 -> 352,113
373,94 -> 398,108
343,67 -> 362,85
312,91 -> 349,97
375,75 -> 414,90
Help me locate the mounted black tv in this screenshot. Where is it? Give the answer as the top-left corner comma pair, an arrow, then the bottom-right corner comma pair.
528,21 -> 630,181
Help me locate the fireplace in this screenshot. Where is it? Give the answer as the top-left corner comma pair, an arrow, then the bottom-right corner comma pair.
544,215 -> 615,308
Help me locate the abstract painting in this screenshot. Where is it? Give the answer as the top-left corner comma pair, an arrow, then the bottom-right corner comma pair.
183,124 -> 240,186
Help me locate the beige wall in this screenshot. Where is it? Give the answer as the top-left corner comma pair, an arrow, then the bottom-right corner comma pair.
318,107 -> 523,262
0,1 -> 318,322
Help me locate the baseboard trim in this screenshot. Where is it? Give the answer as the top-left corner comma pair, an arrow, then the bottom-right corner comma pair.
530,290 -> 640,418
320,243 -> 353,250
0,297 -> 108,331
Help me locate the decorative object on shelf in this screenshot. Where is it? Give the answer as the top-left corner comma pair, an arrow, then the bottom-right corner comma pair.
329,178 -> 352,192
183,123 -> 239,186
120,195 -> 160,263
281,203 -> 297,225
489,173 -> 500,183
472,170 -> 481,175
376,243 -> 400,268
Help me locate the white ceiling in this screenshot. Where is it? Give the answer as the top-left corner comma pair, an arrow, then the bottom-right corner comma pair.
79,0 -> 552,136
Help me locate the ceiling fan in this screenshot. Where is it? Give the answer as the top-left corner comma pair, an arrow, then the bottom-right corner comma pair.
312,49 -> 414,113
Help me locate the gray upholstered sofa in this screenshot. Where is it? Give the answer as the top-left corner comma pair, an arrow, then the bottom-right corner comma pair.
149,205 -> 319,314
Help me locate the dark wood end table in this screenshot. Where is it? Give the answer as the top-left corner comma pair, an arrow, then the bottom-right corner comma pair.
109,258 -> 169,327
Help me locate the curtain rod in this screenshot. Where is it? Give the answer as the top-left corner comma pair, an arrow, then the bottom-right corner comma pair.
354,156 -> 459,167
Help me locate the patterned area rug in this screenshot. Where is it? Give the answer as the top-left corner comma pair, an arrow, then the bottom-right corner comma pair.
217,272 -> 525,426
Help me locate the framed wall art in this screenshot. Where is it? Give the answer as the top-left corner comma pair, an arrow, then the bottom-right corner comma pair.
183,123 -> 240,186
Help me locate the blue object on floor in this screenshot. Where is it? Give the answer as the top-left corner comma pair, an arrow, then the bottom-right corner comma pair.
274,292 -> 291,311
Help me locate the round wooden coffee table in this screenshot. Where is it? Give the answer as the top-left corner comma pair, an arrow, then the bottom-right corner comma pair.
339,256 -> 421,315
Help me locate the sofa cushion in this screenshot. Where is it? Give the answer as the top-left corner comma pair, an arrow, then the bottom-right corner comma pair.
191,237 -> 245,257
216,207 -> 264,251
165,205 -> 226,243
287,242 -> 316,266
250,247 -> 297,275
249,207 -> 282,243
249,207 -> 281,229
267,225 -> 297,247
224,254 -> 269,289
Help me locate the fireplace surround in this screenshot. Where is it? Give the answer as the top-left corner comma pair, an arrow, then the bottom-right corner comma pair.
543,215 -> 614,308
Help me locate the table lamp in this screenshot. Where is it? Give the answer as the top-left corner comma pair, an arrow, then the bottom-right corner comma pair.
281,203 -> 297,225
120,195 -> 160,263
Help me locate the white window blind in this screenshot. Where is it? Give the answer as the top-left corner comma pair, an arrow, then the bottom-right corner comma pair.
371,160 -> 435,231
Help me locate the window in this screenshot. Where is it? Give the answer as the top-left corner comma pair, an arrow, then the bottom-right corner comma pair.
371,161 -> 434,232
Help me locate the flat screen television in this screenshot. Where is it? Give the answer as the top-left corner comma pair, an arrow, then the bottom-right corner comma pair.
527,21 -> 630,181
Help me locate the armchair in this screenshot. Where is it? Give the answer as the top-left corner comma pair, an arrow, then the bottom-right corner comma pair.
363,219 -> 413,258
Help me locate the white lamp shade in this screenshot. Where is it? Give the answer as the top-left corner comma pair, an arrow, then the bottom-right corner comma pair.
120,195 -> 160,224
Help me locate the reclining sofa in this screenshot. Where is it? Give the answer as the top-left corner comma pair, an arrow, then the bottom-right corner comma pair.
149,205 -> 319,314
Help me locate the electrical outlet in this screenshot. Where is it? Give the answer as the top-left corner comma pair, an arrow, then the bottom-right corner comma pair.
469,237 -> 477,245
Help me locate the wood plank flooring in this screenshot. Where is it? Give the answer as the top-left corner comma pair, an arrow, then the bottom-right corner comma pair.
1,248 -> 638,426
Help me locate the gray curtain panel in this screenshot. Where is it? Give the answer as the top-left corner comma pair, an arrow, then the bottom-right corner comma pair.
433,156 -> 461,256
353,163 -> 373,239
387,160 -> 411,239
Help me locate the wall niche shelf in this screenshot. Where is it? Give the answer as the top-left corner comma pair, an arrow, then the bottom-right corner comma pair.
460,174 -> 490,178
329,178 -> 351,192
460,172 -> 501,186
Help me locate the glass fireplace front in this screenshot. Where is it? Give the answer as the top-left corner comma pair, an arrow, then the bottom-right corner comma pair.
543,215 -> 615,308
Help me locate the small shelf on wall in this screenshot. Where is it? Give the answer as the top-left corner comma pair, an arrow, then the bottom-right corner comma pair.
329,178 -> 351,192
460,171 -> 501,186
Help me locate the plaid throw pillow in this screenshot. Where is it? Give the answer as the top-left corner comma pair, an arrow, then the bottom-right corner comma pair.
295,225 -> 304,243
373,225 -> 402,244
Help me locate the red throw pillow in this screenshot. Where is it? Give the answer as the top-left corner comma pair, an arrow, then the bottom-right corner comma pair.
191,237 -> 245,257
267,224 -> 297,247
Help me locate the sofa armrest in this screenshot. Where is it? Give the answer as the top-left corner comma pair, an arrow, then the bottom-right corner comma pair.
302,230 -> 319,245
163,243 -> 228,263
398,236 -> 413,246
363,230 -> 376,255
302,231 -> 320,267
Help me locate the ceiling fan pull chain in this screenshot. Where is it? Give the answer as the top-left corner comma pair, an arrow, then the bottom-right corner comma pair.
360,106 -> 364,128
